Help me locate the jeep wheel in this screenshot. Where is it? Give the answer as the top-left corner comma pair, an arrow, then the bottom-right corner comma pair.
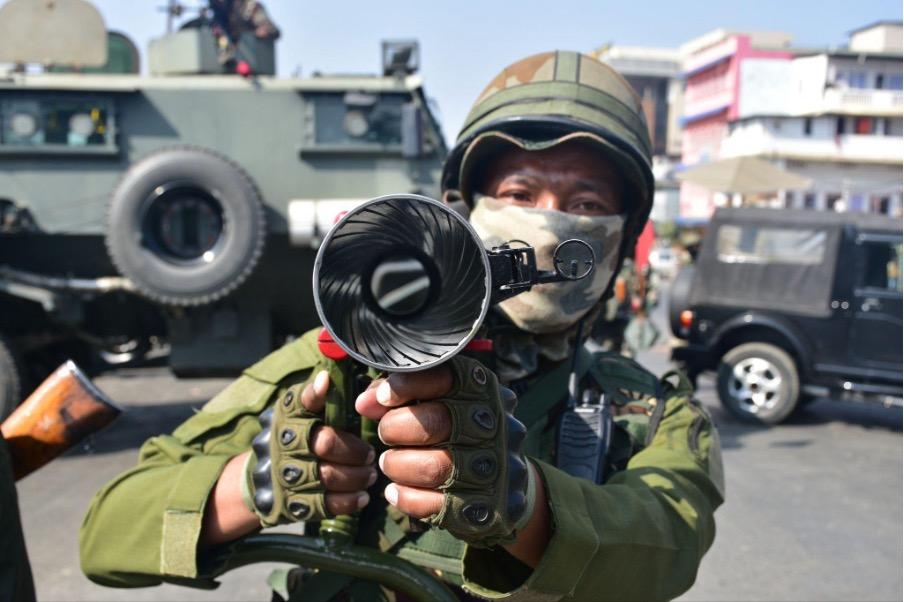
0,334 -> 25,420
717,342 -> 799,425
106,147 -> 266,306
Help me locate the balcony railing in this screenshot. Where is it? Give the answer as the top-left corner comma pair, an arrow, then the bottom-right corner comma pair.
818,88 -> 904,116
721,131 -> 903,164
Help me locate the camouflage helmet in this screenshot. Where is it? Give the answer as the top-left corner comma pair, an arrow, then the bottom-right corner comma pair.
442,50 -> 654,240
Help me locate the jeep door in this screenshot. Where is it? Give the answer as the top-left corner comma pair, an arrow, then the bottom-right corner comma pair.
848,233 -> 903,372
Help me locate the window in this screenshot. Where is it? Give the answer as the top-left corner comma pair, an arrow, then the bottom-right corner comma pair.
855,117 -> 873,135
307,92 -> 407,148
847,71 -> 868,89
826,193 -> 843,212
872,196 -> 892,215
860,240 -> 902,292
803,193 -> 817,209
835,116 -> 846,135
888,73 -> 903,90
717,225 -> 827,265
876,73 -> 885,89
783,191 -> 794,208
803,117 -> 812,136
1,97 -> 114,150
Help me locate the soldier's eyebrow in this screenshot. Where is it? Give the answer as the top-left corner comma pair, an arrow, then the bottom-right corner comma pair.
498,174 -> 538,187
571,178 -> 606,193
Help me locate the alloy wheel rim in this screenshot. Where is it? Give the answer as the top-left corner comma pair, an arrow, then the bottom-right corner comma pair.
728,357 -> 783,414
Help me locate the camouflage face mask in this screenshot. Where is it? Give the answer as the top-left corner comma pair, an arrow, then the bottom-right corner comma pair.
470,196 -> 625,334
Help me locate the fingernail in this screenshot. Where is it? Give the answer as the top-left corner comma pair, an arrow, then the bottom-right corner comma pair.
384,484 -> 398,506
367,469 -> 378,487
376,381 -> 392,405
378,451 -> 386,471
314,370 -> 329,393
366,447 -> 376,465
356,492 -> 370,509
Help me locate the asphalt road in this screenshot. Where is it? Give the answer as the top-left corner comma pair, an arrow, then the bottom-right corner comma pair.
15,306 -> 903,601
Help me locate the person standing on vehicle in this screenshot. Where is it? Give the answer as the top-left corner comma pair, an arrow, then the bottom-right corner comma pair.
80,51 -> 724,601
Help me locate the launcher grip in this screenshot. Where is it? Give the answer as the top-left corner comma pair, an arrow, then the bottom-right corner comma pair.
1,360 -> 121,480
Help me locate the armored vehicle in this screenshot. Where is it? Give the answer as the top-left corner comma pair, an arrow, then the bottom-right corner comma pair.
0,0 -> 447,417
670,207 -> 902,425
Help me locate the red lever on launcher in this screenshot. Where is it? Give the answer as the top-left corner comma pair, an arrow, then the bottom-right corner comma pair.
317,328 -> 348,360
319,330 -> 491,361
465,338 -> 493,352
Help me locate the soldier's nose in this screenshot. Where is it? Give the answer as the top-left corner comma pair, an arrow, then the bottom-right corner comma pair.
535,191 -> 563,212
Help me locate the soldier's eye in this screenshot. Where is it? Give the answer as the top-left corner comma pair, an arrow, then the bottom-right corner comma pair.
570,198 -> 609,215
500,189 -> 532,204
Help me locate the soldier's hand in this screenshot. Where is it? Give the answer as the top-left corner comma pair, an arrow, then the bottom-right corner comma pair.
356,357 -> 531,547
249,370 -> 376,527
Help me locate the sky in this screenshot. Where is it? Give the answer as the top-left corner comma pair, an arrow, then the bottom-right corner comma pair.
89,0 -> 903,144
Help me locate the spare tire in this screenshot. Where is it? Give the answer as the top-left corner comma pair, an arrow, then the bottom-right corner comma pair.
668,264 -> 696,337
106,147 -> 265,306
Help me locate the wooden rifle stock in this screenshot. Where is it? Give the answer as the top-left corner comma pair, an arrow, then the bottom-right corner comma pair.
1,360 -> 121,480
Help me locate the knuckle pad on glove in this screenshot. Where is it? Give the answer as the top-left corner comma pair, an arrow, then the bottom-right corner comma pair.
279,383 -> 311,417
285,493 -> 328,521
446,403 -> 498,445
424,356 -> 530,547
250,377 -> 332,527
277,418 -> 319,454
276,458 -> 320,491
447,447 -> 498,488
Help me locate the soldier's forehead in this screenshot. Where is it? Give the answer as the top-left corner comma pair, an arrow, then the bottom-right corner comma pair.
482,146 -> 622,189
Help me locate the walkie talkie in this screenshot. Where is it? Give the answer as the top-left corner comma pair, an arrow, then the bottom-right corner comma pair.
556,389 -> 613,484
556,323 -> 613,484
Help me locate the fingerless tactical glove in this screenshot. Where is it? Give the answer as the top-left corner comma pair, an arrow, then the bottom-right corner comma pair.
247,381 -> 329,526
424,356 -> 532,547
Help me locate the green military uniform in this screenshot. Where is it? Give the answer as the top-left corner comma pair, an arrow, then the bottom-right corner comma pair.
80,328 -> 723,601
1,434 -> 36,602
81,50 -> 724,601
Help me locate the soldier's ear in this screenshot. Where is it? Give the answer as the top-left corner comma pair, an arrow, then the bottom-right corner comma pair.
442,189 -> 470,220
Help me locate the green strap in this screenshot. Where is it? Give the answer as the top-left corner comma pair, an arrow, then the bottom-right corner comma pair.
514,348 -> 595,428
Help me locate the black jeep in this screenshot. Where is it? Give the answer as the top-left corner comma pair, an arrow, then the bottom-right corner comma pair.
670,207 -> 902,425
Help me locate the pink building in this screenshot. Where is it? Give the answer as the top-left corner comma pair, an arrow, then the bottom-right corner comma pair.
679,31 -> 793,220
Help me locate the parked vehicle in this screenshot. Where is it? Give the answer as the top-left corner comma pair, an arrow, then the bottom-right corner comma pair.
670,207 -> 902,425
0,0 -> 447,417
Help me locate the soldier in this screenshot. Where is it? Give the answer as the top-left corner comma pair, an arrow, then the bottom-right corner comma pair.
80,51 -> 724,601
209,0 -> 280,70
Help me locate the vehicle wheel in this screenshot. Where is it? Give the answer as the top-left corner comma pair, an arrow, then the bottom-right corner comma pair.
106,147 -> 266,306
0,334 -> 25,420
717,342 -> 800,425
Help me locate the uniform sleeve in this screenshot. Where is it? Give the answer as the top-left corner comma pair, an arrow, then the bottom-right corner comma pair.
461,389 -> 725,602
78,375 -> 278,587
79,331 -> 329,587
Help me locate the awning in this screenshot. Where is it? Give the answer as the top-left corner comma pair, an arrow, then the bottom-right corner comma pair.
676,156 -> 812,193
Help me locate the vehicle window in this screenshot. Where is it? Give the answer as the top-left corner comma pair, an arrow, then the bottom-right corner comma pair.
1,98 -> 113,148
861,240 -> 902,292
717,225 -> 826,265
309,92 -> 405,147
